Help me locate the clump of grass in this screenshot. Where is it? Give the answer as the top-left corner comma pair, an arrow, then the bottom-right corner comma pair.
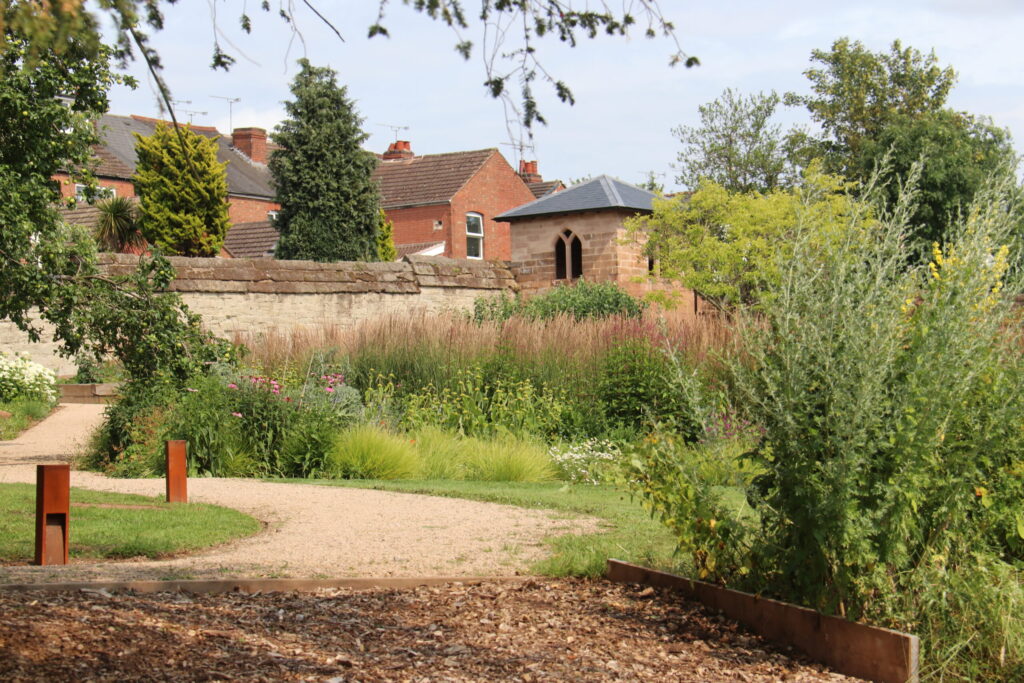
462,436 -> 555,482
412,425 -> 470,479
0,397 -> 54,440
328,425 -> 421,479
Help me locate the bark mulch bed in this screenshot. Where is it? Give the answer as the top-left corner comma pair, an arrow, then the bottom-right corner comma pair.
0,578 -> 858,682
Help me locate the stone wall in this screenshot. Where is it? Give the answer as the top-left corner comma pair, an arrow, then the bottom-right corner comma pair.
0,254 -> 516,375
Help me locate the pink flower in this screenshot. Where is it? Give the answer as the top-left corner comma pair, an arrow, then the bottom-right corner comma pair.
272,388 -> 280,394
227,383 -> 238,389
325,387 -> 335,393
231,412 -> 243,418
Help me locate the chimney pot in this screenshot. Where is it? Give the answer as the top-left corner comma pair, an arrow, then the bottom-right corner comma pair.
518,159 -> 542,184
383,140 -> 414,160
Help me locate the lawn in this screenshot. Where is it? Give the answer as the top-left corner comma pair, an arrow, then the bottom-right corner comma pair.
0,398 -> 55,440
0,484 -> 260,563
274,478 -> 690,577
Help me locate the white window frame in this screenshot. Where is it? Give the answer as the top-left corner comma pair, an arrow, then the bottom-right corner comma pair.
75,184 -> 116,203
466,212 -> 484,259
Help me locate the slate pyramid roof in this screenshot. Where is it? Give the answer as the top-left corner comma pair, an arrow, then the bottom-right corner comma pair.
495,175 -> 656,221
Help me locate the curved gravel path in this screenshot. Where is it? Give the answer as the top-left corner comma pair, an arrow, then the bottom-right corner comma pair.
0,405 -> 598,584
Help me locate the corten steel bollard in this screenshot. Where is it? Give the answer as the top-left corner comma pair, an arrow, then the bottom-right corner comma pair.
165,440 -> 188,503
34,464 -> 70,565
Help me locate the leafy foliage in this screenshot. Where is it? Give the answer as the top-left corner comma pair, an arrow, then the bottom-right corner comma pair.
627,165 -> 863,310
0,352 -> 57,404
472,281 -> 645,322
376,209 -> 398,262
133,122 -> 230,256
673,89 -> 793,193
271,59 -> 381,262
627,171 -> 1024,678
94,195 -> 146,252
786,37 -> 956,171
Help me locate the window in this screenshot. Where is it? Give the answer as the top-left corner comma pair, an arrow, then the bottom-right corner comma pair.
466,212 -> 483,259
267,210 -> 279,221
75,184 -> 115,203
554,229 -> 583,280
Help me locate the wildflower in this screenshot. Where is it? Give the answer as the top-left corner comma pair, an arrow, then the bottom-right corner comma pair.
227,383 -> 238,390
185,388 -> 198,393
231,412 -> 243,418
325,387 -> 335,393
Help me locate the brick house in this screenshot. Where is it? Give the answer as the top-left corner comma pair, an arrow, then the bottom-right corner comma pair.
54,114 -> 279,230
497,175 -> 700,312
373,141 -> 543,261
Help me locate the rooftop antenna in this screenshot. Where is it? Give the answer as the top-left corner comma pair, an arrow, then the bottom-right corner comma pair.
500,140 -> 535,166
180,108 -> 208,124
211,96 -> 241,132
377,123 -> 409,140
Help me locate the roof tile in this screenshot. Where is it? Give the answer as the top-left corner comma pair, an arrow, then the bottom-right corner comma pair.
373,149 -> 495,208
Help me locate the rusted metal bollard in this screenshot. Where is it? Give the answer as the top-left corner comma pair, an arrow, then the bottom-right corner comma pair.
35,464 -> 70,565
165,440 -> 188,503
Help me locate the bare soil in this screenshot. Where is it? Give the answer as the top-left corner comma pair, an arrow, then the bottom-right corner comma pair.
0,579 -> 858,682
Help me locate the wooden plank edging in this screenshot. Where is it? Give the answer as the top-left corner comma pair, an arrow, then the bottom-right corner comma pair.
606,559 -> 918,683
0,575 -> 531,595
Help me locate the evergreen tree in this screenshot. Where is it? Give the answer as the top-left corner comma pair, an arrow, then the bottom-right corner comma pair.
377,210 -> 398,261
133,123 -> 230,256
271,60 -> 381,262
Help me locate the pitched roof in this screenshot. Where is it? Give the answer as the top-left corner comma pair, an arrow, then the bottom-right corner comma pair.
527,179 -> 564,199
395,241 -> 446,258
495,175 -> 656,221
223,221 -> 279,258
95,114 -> 275,200
59,204 -> 103,228
373,149 -> 496,209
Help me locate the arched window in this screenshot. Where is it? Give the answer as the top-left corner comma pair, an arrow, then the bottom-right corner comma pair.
554,229 -> 583,280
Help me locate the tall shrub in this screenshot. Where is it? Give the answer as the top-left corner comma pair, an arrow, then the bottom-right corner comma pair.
133,123 -> 230,256
271,59 -> 380,262
628,170 -> 1024,678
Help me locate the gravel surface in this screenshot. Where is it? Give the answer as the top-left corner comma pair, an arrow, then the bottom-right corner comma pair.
0,579 -> 859,682
0,405 -> 599,584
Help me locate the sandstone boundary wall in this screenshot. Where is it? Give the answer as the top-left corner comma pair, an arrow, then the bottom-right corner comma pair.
0,254 -> 516,375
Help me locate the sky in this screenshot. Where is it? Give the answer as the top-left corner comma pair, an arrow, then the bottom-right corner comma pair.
101,1 -> 1024,192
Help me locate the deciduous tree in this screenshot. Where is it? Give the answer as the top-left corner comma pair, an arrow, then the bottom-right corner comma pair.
271,60 -> 380,262
673,89 -> 792,193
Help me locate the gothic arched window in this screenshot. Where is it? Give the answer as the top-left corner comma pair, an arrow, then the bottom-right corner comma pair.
554,229 -> 582,280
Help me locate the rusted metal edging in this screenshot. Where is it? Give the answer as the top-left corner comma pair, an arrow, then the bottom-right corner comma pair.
0,575 -> 532,595
606,559 -> 918,683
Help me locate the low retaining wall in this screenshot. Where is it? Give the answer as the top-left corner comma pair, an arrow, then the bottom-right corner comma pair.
1,255 -> 516,375
606,559 -> 918,683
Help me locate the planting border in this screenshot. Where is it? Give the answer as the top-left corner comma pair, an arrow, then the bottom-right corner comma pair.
0,575 -> 530,595
606,559 -> 918,683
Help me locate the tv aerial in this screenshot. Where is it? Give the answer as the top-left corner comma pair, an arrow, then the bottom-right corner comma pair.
377,123 -> 410,140
212,96 -> 241,131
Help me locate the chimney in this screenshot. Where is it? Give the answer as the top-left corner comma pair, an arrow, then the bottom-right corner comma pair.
383,140 -> 414,161
518,159 -> 542,183
232,127 -> 268,164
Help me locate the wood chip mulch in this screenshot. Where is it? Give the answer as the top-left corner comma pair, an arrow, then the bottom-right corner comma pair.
0,578 -> 859,682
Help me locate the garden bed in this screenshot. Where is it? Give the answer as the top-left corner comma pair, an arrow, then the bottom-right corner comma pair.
0,578 -> 857,681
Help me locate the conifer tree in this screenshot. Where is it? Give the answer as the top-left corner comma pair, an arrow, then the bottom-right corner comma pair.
271,59 -> 381,262
133,123 -> 230,256
377,210 -> 398,261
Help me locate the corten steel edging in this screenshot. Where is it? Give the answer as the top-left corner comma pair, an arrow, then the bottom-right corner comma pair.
34,465 -> 70,566
606,559 -> 918,683
0,576 -> 532,595
165,440 -> 188,503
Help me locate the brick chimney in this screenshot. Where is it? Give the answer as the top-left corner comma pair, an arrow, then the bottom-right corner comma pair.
518,159 -> 542,183
383,140 -> 414,161
232,127 -> 268,164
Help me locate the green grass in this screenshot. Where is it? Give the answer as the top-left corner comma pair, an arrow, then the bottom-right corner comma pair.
272,478 -> 687,577
0,484 -> 260,562
0,398 -> 54,440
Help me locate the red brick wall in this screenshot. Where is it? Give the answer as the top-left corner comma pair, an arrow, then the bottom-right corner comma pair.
449,153 -> 537,260
385,204 -> 453,251
228,196 -> 280,224
54,174 -> 135,200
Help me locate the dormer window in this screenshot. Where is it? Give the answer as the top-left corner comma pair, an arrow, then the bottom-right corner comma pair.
466,212 -> 483,259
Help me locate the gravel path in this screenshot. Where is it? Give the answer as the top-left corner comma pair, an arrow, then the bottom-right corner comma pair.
0,405 -> 598,584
